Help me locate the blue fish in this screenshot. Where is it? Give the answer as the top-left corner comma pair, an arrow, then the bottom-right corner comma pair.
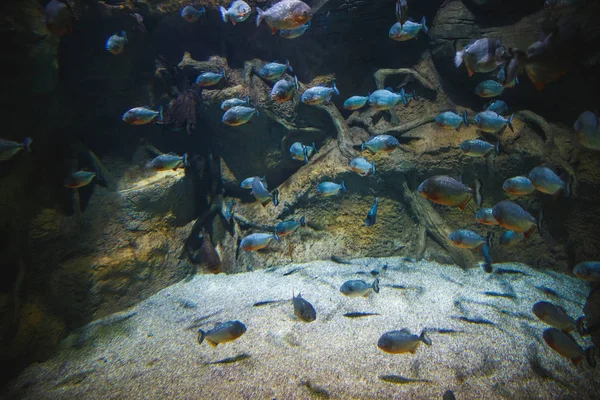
503,176 -> 535,196
368,89 -> 405,111
259,60 -> 293,81
388,17 -> 428,41
0,137 -> 32,161
219,0 -> 251,25
222,106 -> 258,126
240,175 -> 267,189
271,76 -> 298,103
122,106 -> 163,125
484,100 -> 508,115
344,94 -> 370,111
148,153 -> 188,171
301,80 -> 339,105
361,135 -> 400,154
365,197 -> 379,227
240,232 -> 279,251
196,70 -> 226,87
475,208 -> 499,226
221,97 -> 250,111
280,21 -> 311,39
436,111 -> 469,130
573,111 -> 600,150
105,31 -> 127,55
290,142 -> 317,163
460,139 -> 499,157
275,217 -> 306,236
499,230 -> 525,247
181,6 -> 205,22
473,110 -> 514,133
251,178 -> 279,206
497,68 -> 519,88
474,80 -> 505,98
316,180 -> 347,197
350,157 -> 375,176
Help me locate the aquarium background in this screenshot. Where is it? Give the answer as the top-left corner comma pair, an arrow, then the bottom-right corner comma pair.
1,0 -> 600,398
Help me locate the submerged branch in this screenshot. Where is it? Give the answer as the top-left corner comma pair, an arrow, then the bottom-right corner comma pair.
348,112 -> 437,136
374,68 -> 437,91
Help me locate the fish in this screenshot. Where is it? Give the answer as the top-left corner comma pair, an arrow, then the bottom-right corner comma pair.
473,111 -> 514,133
443,390 -> 456,400
368,89 -> 405,111
275,217 -> 306,236
343,312 -> 380,318
259,60 -> 293,81
573,111 -> 600,150
459,139 -> 498,158
224,200 -> 236,223
147,153 -> 188,171
280,21 -> 311,39
316,180 -> 347,196
122,106 -> 163,125
105,31 -> 127,55
271,76 -> 298,103
474,80 -> 505,98
206,354 -> 250,364
365,198 -> 379,227
454,38 -> 505,77
44,0 -> 73,36
542,328 -> 596,367
436,111 -> 469,130
491,200 -> 537,237
239,232 -> 279,251
196,70 -> 226,87
532,301 -> 586,335
197,320 -> 247,347
181,6 -> 205,22
377,328 -> 432,354
222,106 -> 259,126
484,100 -> 508,115
528,166 -> 571,197
339,279 -> 380,297
395,0 -> 408,25
289,142 -> 317,163
221,96 -> 250,111
343,95 -> 370,111
448,229 -> 491,250
240,175 -> 267,189
499,230 -> 525,246
251,178 -> 279,206
503,176 -> 535,196
256,0 -> 313,34
573,262 -> 600,282
417,175 -> 482,210
350,158 -> 376,176
301,80 -> 339,105
497,66 -> 519,88
293,292 -> 316,322
0,137 -> 32,161
475,208 -> 499,226
388,17 -> 428,42
361,135 -> 400,154
219,0 -> 251,25
64,171 -> 96,188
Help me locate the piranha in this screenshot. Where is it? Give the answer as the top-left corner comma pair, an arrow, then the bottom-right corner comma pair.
256,0 -> 313,34
275,217 -> 306,237
528,166 -> 571,197
454,38 -> 505,77
497,66 -> 519,88
271,76 -> 298,103
122,106 -> 163,125
105,31 -> 127,55
491,200 -> 537,238
224,200 -> 236,223
240,175 -> 267,189
436,111 -> 469,131
503,176 -> 535,196
44,0 -> 73,36
222,106 -> 259,126
460,139 -> 498,158
0,137 -> 32,161
448,229 -> 492,250
388,17 -> 428,42
533,301 -> 586,335
418,175 -> 482,210
316,180 -> 347,197
499,230 -> 524,247
473,111 -> 514,133
147,153 -> 188,171
395,0 -> 408,25
280,21 -> 311,39
340,279 -> 380,297
301,80 -> 339,105
474,80 -> 505,98
219,0 -> 251,25
365,197 -> 379,227
475,208 -> 499,226
221,96 -> 250,111
259,60 -> 293,81
64,171 -> 96,188
343,94 -> 370,111
350,157 -> 375,176
198,321 -> 247,347
573,262 -> 600,282
181,6 -> 205,22
573,111 -> 600,150
542,328 -> 596,367
289,142 -> 317,163
361,135 -> 400,154
378,328 -> 432,354
484,100 -> 508,115
251,178 -> 279,206
196,70 -> 226,87
239,232 -> 279,251
368,89 -> 406,111
293,292 -> 316,322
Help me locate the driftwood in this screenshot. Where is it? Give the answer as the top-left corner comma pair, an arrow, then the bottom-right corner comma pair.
373,68 -> 437,91
516,110 -> 554,144
348,112 -> 437,137
315,103 -> 355,159
178,52 -> 228,74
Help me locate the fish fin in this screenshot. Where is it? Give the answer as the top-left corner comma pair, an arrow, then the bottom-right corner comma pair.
524,225 -> 536,239
231,20 -> 237,26
158,106 -> 163,122
409,348 -> 417,354
272,188 -> 280,206
197,329 -> 206,345
24,137 -> 33,152
507,113 -> 514,132
361,140 -> 366,152
332,79 -> 339,96
371,161 -> 376,175
495,140 -> 501,155
255,7 -> 264,26
462,110 -> 469,127
454,50 -> 464,68
420,329 -> 432,346
312,142 -> 318,153
372,278 -> 380,294
474,178 -> 483,207
467,67 -> 474,77
219,7 -> 228,23
340,180 -> 347,193
286,59 -> 293,73
206,338 -> 218,347
420,16 -> 428,34
271,28 -> 277,35
586,347 -> 596,368
457,200 -> 469,211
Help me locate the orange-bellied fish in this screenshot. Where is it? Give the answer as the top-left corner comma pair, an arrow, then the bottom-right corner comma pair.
240,175 -> 267,189
474,80 -> 505,98
271,76 -> 298,103
259,60 -> 293,81
181,5 -> 205,22
418,176 -> 482,210
256,0 -> 313,34
222,106 -> 258,126
473,111 -> 514,133
251,178 -> 279,206
503,176 -> 535,196
64,171 -> 96,188
533,301 -> 586,335
573,262 -> 600,282
147,153 -> 188,171
499,230 -> 524,247
344,94 -> 370,111
196,70 -> 226,87
239,232 -> 279,251
280,21 -> 311,39
436,111 -> 469,130
542,328 -> 596,367
475,208 -> 499,226
388,17 -> 428,42
221,96 -> 250,111
316,180 -> 347,196
340,279 -> 379,297
361,135 -> 400,154
275,217 -> 306,237
220,0 -> 251,25
492,200 -> 537,238
301,80 -> 339,105
44,0 -> 73,36
573,111 -> 600,150
365,197 -> 378,227
454,38 -> 505,77
0,137 -> 32,161
198,321 -> 246,346
289,142 -> 317,163
122,106 -> 163,125
105,31 -> 127,55
350,157 -> 375,176
293,292 -> 316,322
528,166 -> 571,197
460,139 -> 498,158
378,328 -> 432,354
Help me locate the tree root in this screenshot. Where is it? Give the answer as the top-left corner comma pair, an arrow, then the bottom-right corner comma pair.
516,110 -> 554,144
348,112 -> 437,137
373,68 -> 437,91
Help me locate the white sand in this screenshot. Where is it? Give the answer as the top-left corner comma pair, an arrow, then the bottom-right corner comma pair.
6,258 -> 599,399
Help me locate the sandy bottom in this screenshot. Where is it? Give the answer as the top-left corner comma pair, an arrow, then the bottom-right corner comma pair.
6,258 -> 599,399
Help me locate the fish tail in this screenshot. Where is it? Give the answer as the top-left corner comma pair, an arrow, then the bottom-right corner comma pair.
197,329 -> 206,345
245,96 -> 250,105
219,6 -> 228,23
585,347 -> 597,368
294,75 -> 299,90
222,69 -> 227,81
507,113 -> 514,132
420,329 -> 432,346
303,147 -> 309,164
562,173 -> 573,198
158,106 -> 163,122
273,231 -> 280,242
495,139 -> 501,155
486,231 -> 494,250
421,16 -> 428,34
400,87 -> 407,105
411,90 -> 418,101
371,160 -> 376,175
372,278 -> 380,293
272,188 -> 280,206
340,180 -> 347,193
256,7 -> 264,27
576,317 -> 587,336
361,140 -> 366,152
454,49 -> 464,68
183,153 -> 189,168
462,110 -> 469,127
286,59 -> 293,73
474,178 -> 483,207
307,21 -> 311,28
331,79 -> 339,96
120,31 -> 127,41
23,137 -> 33,152
300,216 -> 307,227
312,142 -> 318,153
